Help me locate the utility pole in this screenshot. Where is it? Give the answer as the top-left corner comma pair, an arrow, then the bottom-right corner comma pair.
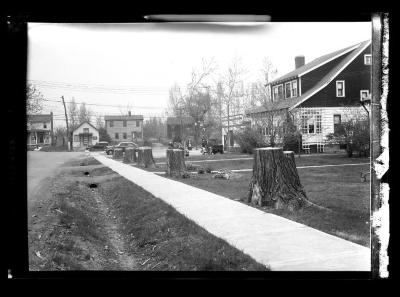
61,96 -> 70,151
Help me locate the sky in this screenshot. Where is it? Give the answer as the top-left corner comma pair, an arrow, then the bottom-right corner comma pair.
27,22 -> 371,127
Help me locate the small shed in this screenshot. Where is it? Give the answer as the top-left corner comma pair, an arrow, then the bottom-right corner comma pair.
72,122 -> 99,148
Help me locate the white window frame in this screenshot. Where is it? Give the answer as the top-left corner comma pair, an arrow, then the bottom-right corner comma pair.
277,84 -> 283,100
360,90 -> 370,101
291,80 -> 298,97
285,82 -> 292,99
336,80 -> 345,97
364,54 -> 372,65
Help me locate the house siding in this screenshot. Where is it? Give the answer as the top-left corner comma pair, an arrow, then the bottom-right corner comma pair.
72,122 -> 99,148
300,46 -> 371,108
300,51 -> 354,95
106,119 -> 143,143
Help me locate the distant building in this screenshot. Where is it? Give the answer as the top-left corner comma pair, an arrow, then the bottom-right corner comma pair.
166,116 -> 195,141
104,111 -> 144,144
221,114 -> 251,150
72,121 -> 99,148
27,112 -> 54,149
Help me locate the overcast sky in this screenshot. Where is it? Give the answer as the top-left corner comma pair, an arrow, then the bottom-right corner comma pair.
27,22 -> 371,127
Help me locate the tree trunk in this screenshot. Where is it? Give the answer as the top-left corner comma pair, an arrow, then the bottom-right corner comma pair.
123,147 -> 134,163
113,148 -> 123,159
166,149 -> 186,177
137,146 -> 156,168
248,148 -> 308,211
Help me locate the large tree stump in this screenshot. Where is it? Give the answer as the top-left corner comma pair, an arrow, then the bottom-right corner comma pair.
137,146 -> 156,168
166,149 -> 186,177
113,148 -> 123,159
248,147 -> 308,211
123,147 -> 135,163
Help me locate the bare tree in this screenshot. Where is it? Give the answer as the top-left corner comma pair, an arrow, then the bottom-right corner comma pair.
78,102 -> 93,124
95,114 -> 104,129
218,56 -> 247,149
26,83 -> 44,115
68,98 -> 79,131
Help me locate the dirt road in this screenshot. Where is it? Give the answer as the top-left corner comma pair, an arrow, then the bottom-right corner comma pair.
27,151 -> 84,211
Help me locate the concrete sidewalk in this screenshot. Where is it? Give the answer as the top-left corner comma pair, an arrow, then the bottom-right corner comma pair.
92,153 -> 370,271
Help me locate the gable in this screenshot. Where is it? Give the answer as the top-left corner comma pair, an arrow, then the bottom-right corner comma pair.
299,45 -> 371,108
73,122 -> 99,133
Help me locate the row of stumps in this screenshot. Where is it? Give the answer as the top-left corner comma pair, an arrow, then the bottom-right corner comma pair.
114,147 -> 309,212
113,147 -> 157,168
166,147 -> 309,212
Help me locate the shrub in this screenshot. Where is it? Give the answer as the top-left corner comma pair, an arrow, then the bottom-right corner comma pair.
186,163 -> 198,171
236,128 -> 266,154
143,138 -> 152,146
205,166 -> 213,173
197,167 -> 205,174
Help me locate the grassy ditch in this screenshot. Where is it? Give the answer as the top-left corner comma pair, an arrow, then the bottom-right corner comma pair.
99,174 -> 268,271
29,157 -> 268,271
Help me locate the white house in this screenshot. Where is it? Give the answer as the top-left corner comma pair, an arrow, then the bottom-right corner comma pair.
72,122 -> 99,149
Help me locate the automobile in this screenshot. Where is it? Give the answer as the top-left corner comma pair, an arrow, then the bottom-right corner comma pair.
88,141 -> 109,151
106,142 -> 138,155
201,138 -> 223,155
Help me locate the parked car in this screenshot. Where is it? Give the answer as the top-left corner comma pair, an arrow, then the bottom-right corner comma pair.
201,138 -> 223,155
88,141 -> 109,151
106,142 -> 138,155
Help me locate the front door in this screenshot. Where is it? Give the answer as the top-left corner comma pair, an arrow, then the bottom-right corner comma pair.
38,132 -> 44,144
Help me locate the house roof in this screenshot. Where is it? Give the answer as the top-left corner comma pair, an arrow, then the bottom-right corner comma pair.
104,115 -> 143,121
166,117 -> 195,125
28,114 -> 52,123
267,41 -> 363,85
72,121 -> 99,133
246,40 -> 371,115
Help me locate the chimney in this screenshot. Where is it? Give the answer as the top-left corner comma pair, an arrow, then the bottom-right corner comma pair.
128,110 -> 131,116
295,56 -> 305,69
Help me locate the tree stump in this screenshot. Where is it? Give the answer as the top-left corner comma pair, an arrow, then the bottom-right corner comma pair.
248,147 -> 308,211
113,148 -> 123,159
166,149 -> 186,177
137,146 -> 156,168
123,147 -> 135,163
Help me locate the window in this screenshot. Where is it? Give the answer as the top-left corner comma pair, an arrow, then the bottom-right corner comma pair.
123,120 -> 127,127
334,114 -> 341,134
110,121 -> 114,127
291,80 -> 298,97
92,136 -> 97,140
43,123 -> 47,129
336,80 -> 345,97
83,128 -> 89,133
285,82 -> 291,99
136,120 -> 140,127
360,90 -> 370,101
301,109 -> 322,134
364,54 -> 372,65
123,133 -> 127,139
74,135 -> 79,142
115,133 -> 119,139
316,115 -> 322,134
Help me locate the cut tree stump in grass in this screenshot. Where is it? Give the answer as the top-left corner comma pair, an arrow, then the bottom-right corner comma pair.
166,149 -> 186,177
248,148 -> 308,211
113,148 -> 123,159
123,148 -> 135,163
137,147 -> 156,168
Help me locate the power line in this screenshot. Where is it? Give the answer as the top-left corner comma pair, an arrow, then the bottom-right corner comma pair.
41,98 -> 166,110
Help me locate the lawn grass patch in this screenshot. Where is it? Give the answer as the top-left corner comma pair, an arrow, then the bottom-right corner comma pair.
166,164 -> 370,247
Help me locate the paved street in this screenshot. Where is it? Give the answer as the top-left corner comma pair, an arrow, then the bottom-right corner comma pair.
27,151 -> 84,210
92,152 -> 371,271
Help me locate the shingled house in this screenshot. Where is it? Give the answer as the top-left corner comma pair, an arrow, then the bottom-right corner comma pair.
245,40 -> 371,153
27,113 -> 54,149
104,111 -> 144,144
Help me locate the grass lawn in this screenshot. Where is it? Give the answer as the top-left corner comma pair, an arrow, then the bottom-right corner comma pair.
160,154 -> 371,247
